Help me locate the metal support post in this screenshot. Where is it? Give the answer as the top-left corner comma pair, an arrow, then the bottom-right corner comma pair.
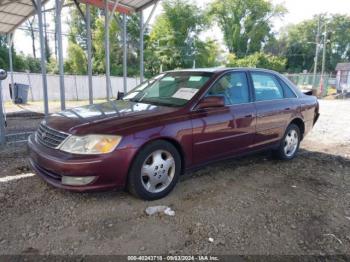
7,34 -> 14,103
0,78 -> 5,146
86,4 -> 93,104
73,0 -> 93,104
55,0 -> 65,110
123,13 -> 127,94
103,0 -> 121,100
105,0 -> 111,100
139,10 -> 144,83
139,1 -> 159,83
34,0 -> 49,115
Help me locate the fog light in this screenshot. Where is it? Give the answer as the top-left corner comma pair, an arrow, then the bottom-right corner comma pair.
62,176 -> 96,186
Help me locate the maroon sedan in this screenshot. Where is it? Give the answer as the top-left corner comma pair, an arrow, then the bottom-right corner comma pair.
28,68 -> 319,200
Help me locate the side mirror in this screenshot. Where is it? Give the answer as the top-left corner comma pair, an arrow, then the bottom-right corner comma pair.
0,69 -> 7,81
196,96 -> 225,110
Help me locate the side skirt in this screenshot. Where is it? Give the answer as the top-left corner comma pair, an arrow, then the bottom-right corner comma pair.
183,143 -> 280,175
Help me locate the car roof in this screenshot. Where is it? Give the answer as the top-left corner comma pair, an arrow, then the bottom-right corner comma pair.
166,67 -> 226,73
165,67 -> 303,97
166,67 -> 280,74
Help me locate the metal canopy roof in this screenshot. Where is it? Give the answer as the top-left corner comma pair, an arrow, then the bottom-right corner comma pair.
0,0 -> 157,34
79,0 -> 159,14
0,0 -> 49,34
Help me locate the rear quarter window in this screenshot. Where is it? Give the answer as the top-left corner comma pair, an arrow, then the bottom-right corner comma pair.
279,79 -> 297,98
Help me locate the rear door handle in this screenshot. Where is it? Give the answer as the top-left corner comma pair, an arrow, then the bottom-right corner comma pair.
284,107 -> 291,111
244,114 -> 253,118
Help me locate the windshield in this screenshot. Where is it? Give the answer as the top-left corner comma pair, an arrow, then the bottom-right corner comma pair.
123,72 -> 213,107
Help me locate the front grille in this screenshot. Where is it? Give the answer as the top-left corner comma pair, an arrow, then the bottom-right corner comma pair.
36,123 -> 69,149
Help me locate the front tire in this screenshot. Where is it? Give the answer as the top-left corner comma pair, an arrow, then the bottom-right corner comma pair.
127,140 -> 181,200
274,124 -> 301,160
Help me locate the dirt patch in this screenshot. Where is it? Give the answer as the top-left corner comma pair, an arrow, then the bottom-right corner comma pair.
0,100 -> 349,255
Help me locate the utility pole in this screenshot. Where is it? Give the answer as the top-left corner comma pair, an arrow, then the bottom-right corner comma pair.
321,23 -> 328,77
312,16 -> 321,93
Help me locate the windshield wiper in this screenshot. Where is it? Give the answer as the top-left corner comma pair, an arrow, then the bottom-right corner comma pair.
129,98 -> 141,103
140,99 -> 179,107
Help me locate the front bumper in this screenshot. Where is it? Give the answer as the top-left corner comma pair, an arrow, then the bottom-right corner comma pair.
314,112 -> 320,125
28,134 -> 138,192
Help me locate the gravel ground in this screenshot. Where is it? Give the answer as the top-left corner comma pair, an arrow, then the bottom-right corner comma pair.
0,99 -> 349,255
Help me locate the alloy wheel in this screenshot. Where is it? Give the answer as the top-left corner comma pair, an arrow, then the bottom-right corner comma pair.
141,150 -> 176,193
284,129 -> 299,157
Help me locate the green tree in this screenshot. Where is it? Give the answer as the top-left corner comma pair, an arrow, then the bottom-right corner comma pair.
226,52 -> 286,72
66,5 -> 140,76
195,39 -> 221,68
327,15 -> 350,70
13,52 -> 28,72
0,46 -> 9,70
67,4 -> 99,50
209,0 -> 286,57
66,43 -> 87,75
92,16 -> 120,74
0,37 -> 42,73
66,5 -> 100,74
26,56 -> 41,73
265,16 -> 326,72
266,14 -> 350,73
149,0 -> 214,71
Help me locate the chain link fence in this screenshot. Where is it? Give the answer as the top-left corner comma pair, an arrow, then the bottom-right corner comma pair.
284,73 -> 338,97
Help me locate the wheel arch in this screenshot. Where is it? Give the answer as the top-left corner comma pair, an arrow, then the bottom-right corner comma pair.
157,137 -> 186,175
289,118 -> 305,140
129,137 -> 186,177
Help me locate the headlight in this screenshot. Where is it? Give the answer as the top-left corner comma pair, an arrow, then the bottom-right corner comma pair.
60,135 -> 122,154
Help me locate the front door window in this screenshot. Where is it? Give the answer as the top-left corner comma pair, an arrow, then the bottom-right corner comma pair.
207,72 -> 250,105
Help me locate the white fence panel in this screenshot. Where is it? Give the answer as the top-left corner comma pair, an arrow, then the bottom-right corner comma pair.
1,72 -> 138,102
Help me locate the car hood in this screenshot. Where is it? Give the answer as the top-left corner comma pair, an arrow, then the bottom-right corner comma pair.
44,100 -> 179,135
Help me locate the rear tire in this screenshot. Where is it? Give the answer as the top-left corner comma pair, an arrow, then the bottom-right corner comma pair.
127,140 -> 181,200
274,124 -> 301,160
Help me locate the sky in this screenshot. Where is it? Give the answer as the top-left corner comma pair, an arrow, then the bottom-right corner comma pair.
13,0 -> 350,57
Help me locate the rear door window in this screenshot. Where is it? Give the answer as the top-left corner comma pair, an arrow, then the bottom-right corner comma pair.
251,73 -> 284,102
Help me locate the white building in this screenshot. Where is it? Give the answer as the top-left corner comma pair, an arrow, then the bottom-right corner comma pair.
336,63 -> 350,93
